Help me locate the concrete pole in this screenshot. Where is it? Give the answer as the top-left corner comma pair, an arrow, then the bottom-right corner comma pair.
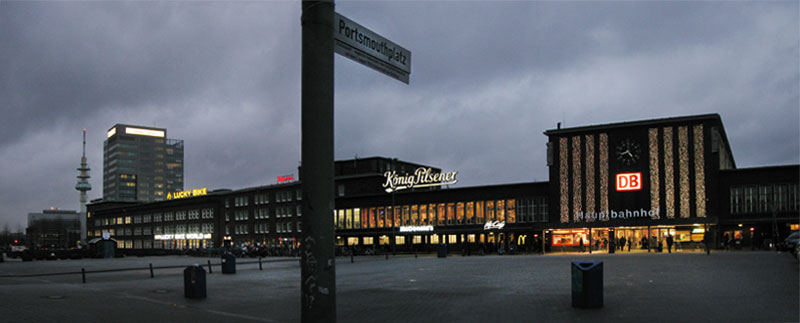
300,1 -> 336,322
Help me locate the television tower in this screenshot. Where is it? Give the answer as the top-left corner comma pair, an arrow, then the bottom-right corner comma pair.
75,128 -> 92,244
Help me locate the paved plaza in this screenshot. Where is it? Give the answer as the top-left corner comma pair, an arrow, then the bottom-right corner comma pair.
0,251 -> 797,322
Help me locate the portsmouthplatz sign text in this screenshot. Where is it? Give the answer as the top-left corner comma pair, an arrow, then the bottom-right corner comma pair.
383,167 -> 458,193
333,12 -> 411,84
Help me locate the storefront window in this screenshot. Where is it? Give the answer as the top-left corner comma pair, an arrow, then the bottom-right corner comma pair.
476,201 -> 484,223
353,208 -> 361,229
420,205 -> 428,225
377,207 -> 385,227
363,237 -> 374,245
411,205 -> 419,226
395,236 -> 405,245
456,202 -> 464,224
448,234 -> 457,244
485,201 -> 494,222
430,235 -> 440,244
413,236 -> 422,244
379,235 -> 389,245
345,209 -> 352,229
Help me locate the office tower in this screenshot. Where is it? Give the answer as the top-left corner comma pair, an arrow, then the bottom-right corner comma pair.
103,124 -> 184,202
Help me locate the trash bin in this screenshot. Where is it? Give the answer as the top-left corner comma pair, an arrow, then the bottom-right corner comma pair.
437,244 -> 447,258
222,252 -> 236,274
571,261 -> 603,308
184,265 -> 206,299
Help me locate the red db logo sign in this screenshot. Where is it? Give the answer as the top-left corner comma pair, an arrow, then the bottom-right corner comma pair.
616,172 -> 642,191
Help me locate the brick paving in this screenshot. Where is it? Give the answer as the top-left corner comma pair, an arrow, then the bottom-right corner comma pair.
0,251 -> 797,322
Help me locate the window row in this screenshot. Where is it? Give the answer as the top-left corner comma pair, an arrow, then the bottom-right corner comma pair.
91,223 -> 214,237
94,208 -> 214,226
334,198 -> 545,230
730,183 -> 799,214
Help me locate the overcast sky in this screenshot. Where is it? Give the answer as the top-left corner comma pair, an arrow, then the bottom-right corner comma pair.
1,1 -> 797,231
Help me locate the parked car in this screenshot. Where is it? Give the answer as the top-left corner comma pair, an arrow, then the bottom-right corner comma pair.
780,231 -> 799,251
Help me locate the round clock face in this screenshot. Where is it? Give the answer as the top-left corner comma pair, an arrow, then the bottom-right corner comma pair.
615,138 -> 641,166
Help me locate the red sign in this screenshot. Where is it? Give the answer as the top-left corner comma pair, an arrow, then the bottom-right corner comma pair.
616,172 -> 642,191
278,175 -> 294,183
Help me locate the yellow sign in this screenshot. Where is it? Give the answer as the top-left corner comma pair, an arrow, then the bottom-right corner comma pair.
167,187 -> 208,200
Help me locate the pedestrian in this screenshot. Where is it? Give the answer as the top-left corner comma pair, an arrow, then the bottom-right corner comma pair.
666,235 -> 674,253
723,233 -> 730,251
620,237 -> 627,251
579,237 -> 585,253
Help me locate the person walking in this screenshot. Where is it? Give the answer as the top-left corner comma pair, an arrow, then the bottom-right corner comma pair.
666,234 -> 674,253
579,237 -> 585,253
620,236 -> 627,252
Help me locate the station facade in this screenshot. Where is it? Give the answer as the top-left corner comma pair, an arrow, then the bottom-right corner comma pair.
86,114 -> 799,254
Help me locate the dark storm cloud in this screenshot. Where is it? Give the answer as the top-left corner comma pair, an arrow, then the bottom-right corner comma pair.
0,1 -> 797,230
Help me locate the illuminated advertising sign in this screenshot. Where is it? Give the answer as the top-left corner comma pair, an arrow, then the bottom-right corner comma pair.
574,208 -> 660,222
616,172 -> 642,191
155,233 -> 211,240
483,221 -> 506,230
166,187 -> 208,200
399,225 -> 434,233
383,167 -> 458,193
278,175 -> 294,183
107,127 -> 117,138
125,127 -> 165,138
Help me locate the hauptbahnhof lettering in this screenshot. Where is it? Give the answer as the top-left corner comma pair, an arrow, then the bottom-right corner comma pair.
87,114 -> 799,253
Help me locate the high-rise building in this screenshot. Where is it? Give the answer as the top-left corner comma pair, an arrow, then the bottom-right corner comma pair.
103,124 -> 184,202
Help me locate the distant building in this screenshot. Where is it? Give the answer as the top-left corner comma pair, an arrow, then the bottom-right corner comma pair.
103,124 -> 184,202
87,115 -> 799,255
26,209 -> 80,249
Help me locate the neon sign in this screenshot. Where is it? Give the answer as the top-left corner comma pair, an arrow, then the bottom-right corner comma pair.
616,172 -> 642,191
574,208 -> 660,222
483,221 -> 505,230
278,175 -> 294,183
383,167 -> 458,193
167,187 -> 208,200
399,225 -> 434,233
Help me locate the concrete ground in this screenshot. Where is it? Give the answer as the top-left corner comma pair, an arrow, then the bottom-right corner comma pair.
0,251 -> 797,322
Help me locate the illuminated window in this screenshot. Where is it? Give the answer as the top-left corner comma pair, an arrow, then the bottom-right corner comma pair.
368,208 -> 376,228
402,206 -> 410,226
419,205 -> 428,225
571,136 -> 582,222
679,126 -> 690,218
559,137 -> 569,223
466,202 -> 474,224
506,200 -> 515,223
346,209 -> 353,229
476,201 -> 484,223
447,203 -> 455,225
649,128 -> 660,219
437,204 -> 445,225
485,201 -> 495,222
377,207 -> 385,227
411,205 -> 419,226
456,203 -> 464,224
694,124 -> 706,217
663,127 -> 675,218
496,200 -> 505,222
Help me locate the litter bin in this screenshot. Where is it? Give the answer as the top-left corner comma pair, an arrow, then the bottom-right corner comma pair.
222,252 -> 236,274
184,265 -> 207,299
571,261 -> 603,308
437,244 -> 447,258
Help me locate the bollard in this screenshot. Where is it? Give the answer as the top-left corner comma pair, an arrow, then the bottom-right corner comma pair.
350,253 -> 354,263
81,268 -> 86,284
385,252 -> 388,260
207,260 -> 213,274
149,263 -> 154,278
259,257 -> 263,271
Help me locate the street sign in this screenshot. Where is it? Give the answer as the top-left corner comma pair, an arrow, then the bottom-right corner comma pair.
333,12 -> 411,84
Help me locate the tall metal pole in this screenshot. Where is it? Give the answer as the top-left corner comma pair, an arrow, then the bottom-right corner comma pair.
301,1 -> 336,322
